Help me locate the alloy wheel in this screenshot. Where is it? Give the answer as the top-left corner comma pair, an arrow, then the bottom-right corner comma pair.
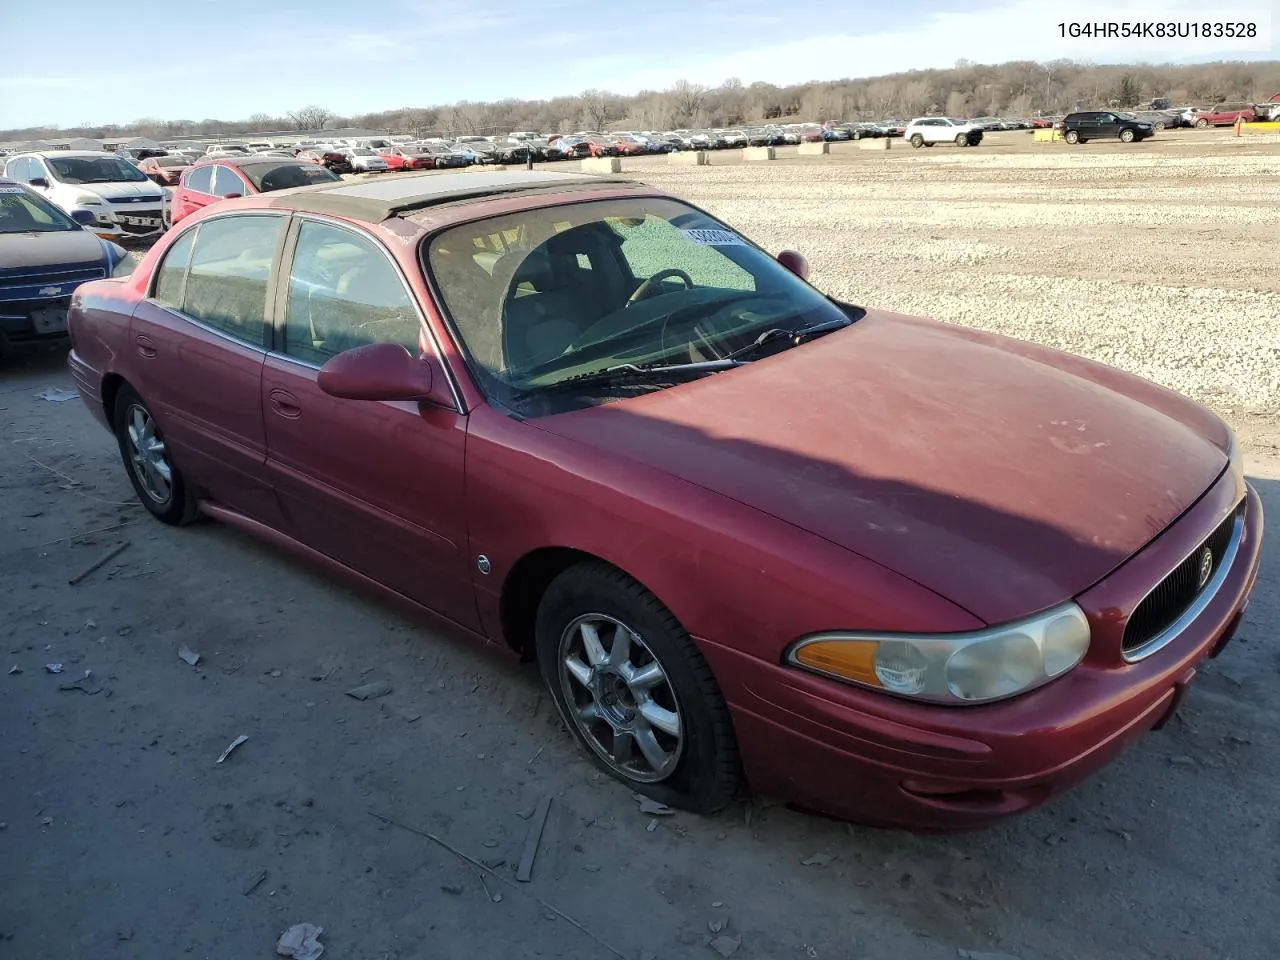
557,613 -> 684,783
125,403 -> 173,504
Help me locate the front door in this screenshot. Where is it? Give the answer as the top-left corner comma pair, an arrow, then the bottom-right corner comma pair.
128,213 -> 288,525
1095,113 -> 1121,138
261,217 -> 479,631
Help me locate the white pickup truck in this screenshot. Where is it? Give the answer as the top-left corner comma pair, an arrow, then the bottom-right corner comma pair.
904,117 -> 985,148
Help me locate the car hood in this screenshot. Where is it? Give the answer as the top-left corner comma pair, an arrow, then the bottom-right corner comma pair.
63,181 -> 165,202
533,310 -> 1228,624
0,230 -> 106,277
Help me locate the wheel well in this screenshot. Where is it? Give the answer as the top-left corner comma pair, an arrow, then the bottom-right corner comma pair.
101,373 -> 127,425
499,546 -> 602,661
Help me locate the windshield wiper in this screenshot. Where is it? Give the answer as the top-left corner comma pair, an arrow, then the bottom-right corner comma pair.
544,358 -> 743,391
724,316 -> 853,361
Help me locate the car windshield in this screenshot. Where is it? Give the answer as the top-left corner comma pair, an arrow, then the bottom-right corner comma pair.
47,156 -> 148,184
351,148 -> 376,156
425,196 -> 855,413
0,185 -> 79,233
241,161 -> 341,192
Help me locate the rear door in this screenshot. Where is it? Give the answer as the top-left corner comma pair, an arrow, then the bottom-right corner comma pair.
260,217 -> 479,630
128,212 -> 288,525
173,165 -> 217,224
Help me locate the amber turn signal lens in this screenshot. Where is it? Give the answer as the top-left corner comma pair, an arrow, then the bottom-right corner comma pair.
792,640 -> 882,687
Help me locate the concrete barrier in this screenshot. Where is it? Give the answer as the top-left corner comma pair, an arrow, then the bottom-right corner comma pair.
1241,121 -> 1280,133
797,141 -> 829,155
743,146 -> 776,161
1032,128 -> 1062,142
859,138 -> 891,151
668,150 -> 709,165
467,164 -> 506,172
581,157 -> 622,174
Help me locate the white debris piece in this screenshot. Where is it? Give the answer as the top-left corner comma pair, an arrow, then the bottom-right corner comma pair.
216,735 -> 250,764
276,923 -> 324,960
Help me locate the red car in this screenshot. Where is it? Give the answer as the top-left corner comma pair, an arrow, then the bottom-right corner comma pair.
137,155 -> 191,186
378,146 -> 436,171
65,171 -> 1263,829
1193,102 -> 1256,126
168,156 -> 341,227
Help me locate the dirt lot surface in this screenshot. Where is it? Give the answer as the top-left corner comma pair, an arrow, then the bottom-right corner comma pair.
3,130 -> 1279,960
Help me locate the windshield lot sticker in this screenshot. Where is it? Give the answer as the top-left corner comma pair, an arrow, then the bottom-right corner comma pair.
0,186 -> 25,194
683,228 -> 745,246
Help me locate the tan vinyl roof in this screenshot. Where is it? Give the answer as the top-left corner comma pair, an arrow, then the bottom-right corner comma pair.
263,170 -> 638,222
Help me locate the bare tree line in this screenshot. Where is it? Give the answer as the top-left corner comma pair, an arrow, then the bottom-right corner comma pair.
6,59 -> 1278,142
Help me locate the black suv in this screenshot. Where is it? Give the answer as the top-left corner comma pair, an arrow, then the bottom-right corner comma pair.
1057,112 -> 1154,144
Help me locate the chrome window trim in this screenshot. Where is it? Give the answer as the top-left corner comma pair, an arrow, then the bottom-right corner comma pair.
281,212 -> 464,413
1122,503 -> 1246,663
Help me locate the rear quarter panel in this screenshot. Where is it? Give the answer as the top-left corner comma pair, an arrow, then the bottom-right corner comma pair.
68,278 -> 139,429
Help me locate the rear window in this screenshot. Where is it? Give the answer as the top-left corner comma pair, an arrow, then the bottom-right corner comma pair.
241,162 -> 341,192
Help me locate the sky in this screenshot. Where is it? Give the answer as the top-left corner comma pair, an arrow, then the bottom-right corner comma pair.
1,0 -> 1275,130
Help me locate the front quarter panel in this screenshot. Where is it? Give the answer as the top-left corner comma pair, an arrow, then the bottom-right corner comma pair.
464,405 -> 982,660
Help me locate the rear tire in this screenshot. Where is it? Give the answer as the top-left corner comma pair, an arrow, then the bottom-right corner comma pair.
113,386 -> 199,525
1064,130 -> 1080,144
535,561 -> 741,814
910,134 -> 924,148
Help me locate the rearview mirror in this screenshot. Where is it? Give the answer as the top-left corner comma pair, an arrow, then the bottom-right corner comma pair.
318,342 -> 442,403
776,249 -> 810,281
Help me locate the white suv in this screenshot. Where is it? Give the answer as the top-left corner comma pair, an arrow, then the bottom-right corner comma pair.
2,151 -> 166,241
904,117 -> 984,148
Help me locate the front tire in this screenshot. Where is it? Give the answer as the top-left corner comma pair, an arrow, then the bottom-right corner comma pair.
910,134 -> 924,148
1195,118 -> 1209,128
114,386 -> 198,525
1120,128 -> 1135,143
535,561 -> 740,813
954,133 -> 968,147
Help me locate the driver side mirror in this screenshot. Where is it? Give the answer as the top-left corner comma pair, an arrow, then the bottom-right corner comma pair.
70,209 -> 98,226
776,249 -> 810,281
318,342 -> 449,405
221,192 -> 243,200
29,177 -> 49,188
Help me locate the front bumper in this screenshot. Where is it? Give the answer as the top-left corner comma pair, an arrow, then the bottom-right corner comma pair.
702,478 -> 1263,830
80,203 -> 165,241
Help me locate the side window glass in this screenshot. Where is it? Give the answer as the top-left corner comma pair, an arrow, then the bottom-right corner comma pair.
283,221 -> 421,366
187,165 -> 213,193
212,166 -> 246,197
182,216 -> 283,345
152,228 -> 196,308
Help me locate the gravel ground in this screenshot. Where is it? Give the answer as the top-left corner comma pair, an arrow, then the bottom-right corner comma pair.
11,131 -> 1277,960
620,132 -> 1280,439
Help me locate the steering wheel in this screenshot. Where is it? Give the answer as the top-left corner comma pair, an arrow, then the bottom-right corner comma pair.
627,269 -> 693,306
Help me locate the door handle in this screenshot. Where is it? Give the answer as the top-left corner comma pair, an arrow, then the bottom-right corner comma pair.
269,388 -> 302,419
135,335 -> 157,358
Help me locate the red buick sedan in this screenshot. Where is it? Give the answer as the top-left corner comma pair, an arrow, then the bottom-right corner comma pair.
66,171 -> 1263,828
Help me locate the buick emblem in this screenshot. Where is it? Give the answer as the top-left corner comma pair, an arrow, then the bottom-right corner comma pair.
1196,548 -> 1213,589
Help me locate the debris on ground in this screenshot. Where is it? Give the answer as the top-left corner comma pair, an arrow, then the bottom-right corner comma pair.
215,735 -> 250,764
708,934 -> 741,957
37,388 -> 78,403
40,817 -> 53,827
801,852 -> 838,867
516,795 -> 552,882
276,923 -> 324,960
44,663 -> 64,675
58,669 -> 102,695
708,913 -> 730,933
1169,755 -> 1197,767
8,665 -> 20,675
177,645 -> 201,667
243,870 -> 268,896
646,818 -> 659,832
441,883 -> 464,895
957,950 -> 1022,960
345,680 -> 392,701
68,541 -> 131,586
637,796 -> 674,816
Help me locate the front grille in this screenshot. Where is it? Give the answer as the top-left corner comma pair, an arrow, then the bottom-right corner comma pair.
107,196 -> 165,204
0,267 -> 105,295
1123,500 -> 1245,655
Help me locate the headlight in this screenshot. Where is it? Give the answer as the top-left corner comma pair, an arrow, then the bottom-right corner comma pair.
74,194 -> 104,205
1227,430 -> 1243,478
787,602 -> 1091,705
